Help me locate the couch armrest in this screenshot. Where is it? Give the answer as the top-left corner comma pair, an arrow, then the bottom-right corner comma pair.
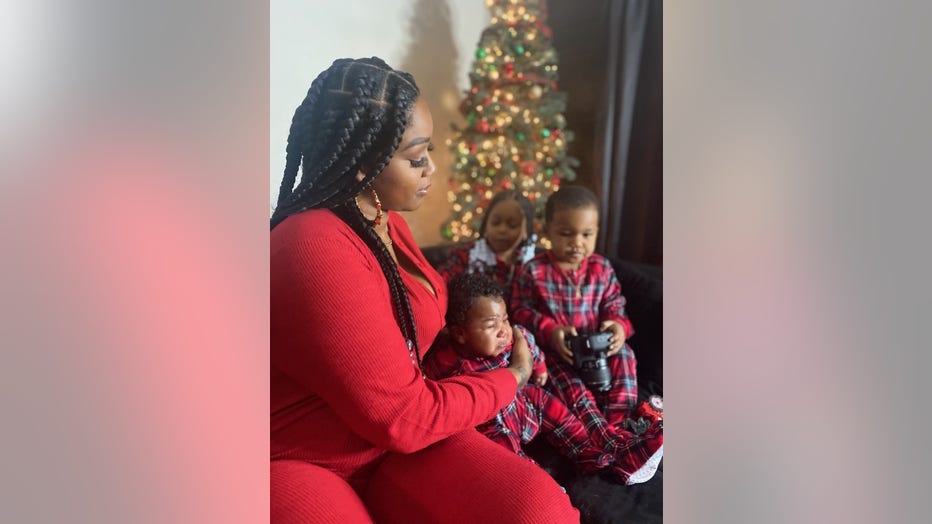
610,259 -> 662,393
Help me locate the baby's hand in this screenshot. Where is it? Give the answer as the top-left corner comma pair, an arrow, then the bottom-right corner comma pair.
551,326 -> 577,365
600,320 -> 627,356
532,370 -> 549,386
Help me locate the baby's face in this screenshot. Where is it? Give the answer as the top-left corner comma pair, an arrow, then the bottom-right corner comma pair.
545,206 -> 599,269
455,296 -> 513,358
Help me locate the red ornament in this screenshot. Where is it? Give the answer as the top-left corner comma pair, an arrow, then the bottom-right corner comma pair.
521,161 -> 536,175
477,120 -> 490,133
552,129 -> 561,137
504,63 -> 514,73
468,143 -> 478,154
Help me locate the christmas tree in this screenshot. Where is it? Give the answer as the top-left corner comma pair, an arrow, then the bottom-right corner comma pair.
441,0 -> 579,242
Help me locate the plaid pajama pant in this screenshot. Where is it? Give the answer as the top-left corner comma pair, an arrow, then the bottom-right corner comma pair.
543,347 -> 639,441
478,383 -> 601,463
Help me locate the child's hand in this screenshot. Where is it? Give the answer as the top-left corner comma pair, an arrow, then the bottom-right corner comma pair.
600,320 -> 627,356
551,326 -> 578,365
532,370 -> 548,386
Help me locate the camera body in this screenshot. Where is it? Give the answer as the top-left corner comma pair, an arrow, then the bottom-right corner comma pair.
565,331 -> 613,391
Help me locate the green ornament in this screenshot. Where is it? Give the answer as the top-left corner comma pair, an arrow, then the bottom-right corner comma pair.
487,169 -> 496,176
487,63 -> 496,71
546,168 -> 554,176
476,48 -> 487,59
540,128 -> 551,138
515,44 -> 525,55
516,132 -> 526,142
441,226 -> 453,239
467,113 -> 477,123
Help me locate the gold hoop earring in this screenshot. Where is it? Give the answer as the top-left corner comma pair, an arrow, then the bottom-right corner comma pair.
371,189 -> 383,226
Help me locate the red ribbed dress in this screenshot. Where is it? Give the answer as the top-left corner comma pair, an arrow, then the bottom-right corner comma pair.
271,209 -> 578,523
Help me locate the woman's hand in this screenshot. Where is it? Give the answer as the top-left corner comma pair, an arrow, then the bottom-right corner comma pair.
507,327 -> 533,387
600,320 -> 627,357
551,325 -> 578,365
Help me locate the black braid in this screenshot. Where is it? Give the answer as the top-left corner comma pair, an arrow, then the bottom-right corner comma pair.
334,204 -> 421,362
271,58 -> 416,227
310,75 -> 386,201
271,57 -> 424,366
275,61 -> 347,209
303,75 -> 374,187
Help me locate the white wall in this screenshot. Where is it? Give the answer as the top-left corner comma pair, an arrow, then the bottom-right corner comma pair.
271,0 -> 490,246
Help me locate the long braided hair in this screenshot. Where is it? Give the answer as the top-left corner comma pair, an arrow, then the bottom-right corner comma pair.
271,57 -> 424,365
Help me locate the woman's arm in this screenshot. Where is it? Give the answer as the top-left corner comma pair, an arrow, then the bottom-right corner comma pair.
505,326 -> 532,386
272,224 -> 517,454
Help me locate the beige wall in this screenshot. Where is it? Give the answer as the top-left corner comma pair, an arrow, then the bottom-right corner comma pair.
271,0 -> 490,247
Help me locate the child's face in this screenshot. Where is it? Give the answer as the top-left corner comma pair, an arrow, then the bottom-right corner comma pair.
484,199 -> 527,256
452,296 -> 513,358
545,206 -> 599,268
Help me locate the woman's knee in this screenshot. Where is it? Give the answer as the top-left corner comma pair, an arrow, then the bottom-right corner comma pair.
270,460 -> 373,524
365,430 -> 578,523
497,454 -> 580,523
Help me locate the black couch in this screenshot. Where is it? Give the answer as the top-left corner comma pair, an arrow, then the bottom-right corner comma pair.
420,244 -> 663,524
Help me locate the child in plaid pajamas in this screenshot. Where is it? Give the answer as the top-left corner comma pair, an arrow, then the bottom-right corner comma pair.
437,190 -> 538,305
424,273 -> 654,479
511,185 -> 663,484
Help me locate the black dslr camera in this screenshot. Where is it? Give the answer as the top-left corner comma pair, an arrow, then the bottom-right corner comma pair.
565,331 -> 613,391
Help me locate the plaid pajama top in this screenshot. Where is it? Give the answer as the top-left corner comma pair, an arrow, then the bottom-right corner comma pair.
436,240 -> 523,304
510,252 -> 634,349
422,325 -> 549,444
510,251 -> 641,424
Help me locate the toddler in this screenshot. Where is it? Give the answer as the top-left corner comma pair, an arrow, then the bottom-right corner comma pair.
511,185 -> 663,484
438,190 -> 537,304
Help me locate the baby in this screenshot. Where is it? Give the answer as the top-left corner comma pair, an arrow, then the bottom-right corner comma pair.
424,273 -> 651,481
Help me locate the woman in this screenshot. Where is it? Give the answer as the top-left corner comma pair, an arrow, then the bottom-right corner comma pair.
270,57 -> 578,522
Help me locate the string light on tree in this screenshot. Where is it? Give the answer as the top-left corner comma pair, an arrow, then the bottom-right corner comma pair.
442,0 -> 579,242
